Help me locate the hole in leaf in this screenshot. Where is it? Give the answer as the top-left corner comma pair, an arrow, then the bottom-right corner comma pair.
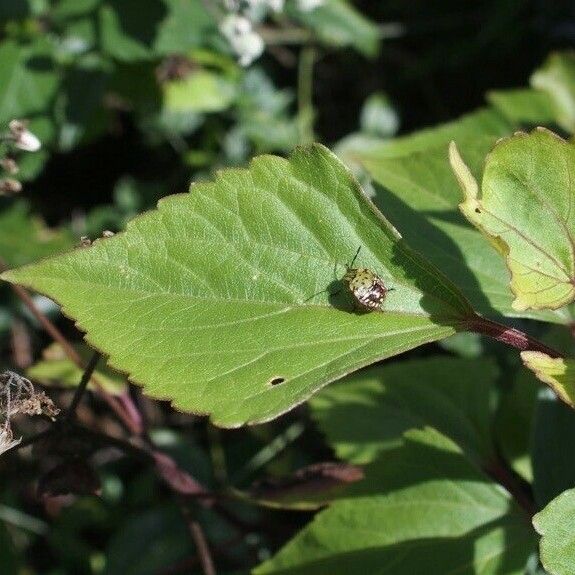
269,377 -> 286,386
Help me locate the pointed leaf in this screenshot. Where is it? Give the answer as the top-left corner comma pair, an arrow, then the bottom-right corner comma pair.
1,145 -> 471,427
451,128 -> 575,311
521,352 -> 575,408
255,428 -> 535,575
533,488 -> 575,575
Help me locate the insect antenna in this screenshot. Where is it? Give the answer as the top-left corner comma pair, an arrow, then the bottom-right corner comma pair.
347,246 -> 362,270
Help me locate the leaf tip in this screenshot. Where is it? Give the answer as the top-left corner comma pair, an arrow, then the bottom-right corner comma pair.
448,141 -> 479,201
521,351 -> 575,408
0,269 -> 16,284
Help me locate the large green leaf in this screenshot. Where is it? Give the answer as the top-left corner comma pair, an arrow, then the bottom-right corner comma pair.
451,128 -> 575,311
533,488 -> 575,575
255,428 -> 535,575
310,357 -> 498,465
1,145 -> 471,427
357,109 -> 569,324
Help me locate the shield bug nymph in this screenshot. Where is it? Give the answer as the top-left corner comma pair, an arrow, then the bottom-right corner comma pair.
341,247 -> 394,311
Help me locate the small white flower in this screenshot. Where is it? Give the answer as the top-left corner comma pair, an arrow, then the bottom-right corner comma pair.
263,0 -> 285,11
220,14 -> 253,38
296,0 -> 325,11
8,120 -> 41,152
220,15 -> 265,67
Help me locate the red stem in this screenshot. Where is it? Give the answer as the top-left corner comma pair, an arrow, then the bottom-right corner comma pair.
465,315 -> 561,358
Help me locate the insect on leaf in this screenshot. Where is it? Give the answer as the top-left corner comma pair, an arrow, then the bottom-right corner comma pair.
1,145 -> 472,427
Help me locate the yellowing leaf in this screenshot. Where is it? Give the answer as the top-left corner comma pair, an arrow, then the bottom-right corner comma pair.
521,351 -> 575,407
450,128 -> 575,311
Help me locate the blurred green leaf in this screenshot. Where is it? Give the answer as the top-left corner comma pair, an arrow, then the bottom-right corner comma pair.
163,70 -> 236,113
2,145 -> 472,427
58,54 -> 111,151
0,38 -> 59,125
310,357 -> 498,464
439,332 -> 484,358
0,201 -> 74,268
99,0 -> 168,62
495,368 -> 539,483
289,0 -> 380,57
531,52 -> 575,134
452,129 -> 575,312
104,506 -> 191,575
532,390 -> 575,507
255,428 -> 534,575
27,342 -> 127,395
99,0 -> 214,62
533,488 -> 575,575
154,0 -> 215,56
487,89 -> 557,126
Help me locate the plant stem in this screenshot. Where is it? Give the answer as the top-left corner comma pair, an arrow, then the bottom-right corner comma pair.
0,258 -> 143,433
65,351 -> 101,421
185,512 -> 216,575
484,456 -> 537,518
466,315 -> 561,358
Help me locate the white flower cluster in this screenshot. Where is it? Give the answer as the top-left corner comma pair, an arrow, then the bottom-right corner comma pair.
8,119 -> 41,152
296,0 -> 325,11
220,15 -> 265,67
220,0 -> 326,66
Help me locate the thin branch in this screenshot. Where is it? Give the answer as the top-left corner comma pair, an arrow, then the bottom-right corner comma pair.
484,456 -> 537,517
8,279 -> 82,364
466,315 -> 561,358
64,351 -> 101,421
179,502 -> 216,575
1,258 -> 142,434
